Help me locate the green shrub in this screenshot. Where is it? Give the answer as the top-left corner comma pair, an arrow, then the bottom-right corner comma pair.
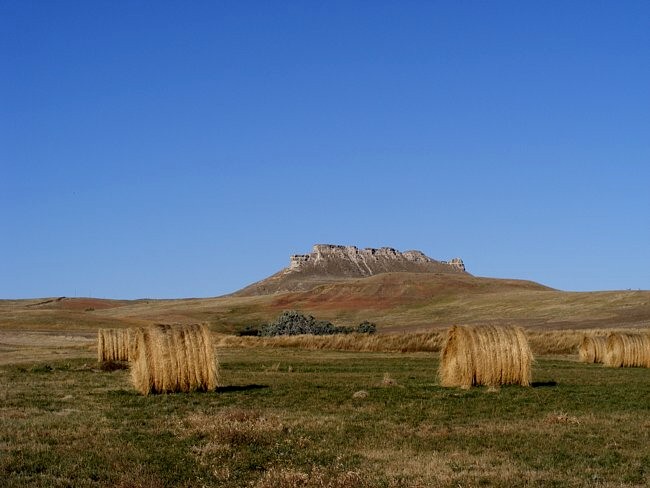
260,311 -> 323,336
259,311 -> 377,337
356,321 -> 377,334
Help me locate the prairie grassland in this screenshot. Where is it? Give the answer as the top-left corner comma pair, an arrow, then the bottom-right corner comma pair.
2,348 -> 649,487
3,282 -> 650,334
0,330 -> 95,366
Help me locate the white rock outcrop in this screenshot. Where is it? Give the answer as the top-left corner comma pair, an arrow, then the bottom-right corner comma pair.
288,244 -> 465,276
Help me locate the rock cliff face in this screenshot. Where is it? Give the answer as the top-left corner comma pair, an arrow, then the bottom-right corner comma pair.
234,244 -> 466,296
288,244 -> 465,275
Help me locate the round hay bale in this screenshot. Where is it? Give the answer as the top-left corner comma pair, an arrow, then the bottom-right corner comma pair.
97,329 -> 105,363
578,336 -> 607,364
97,328 -> 130,363
130,323 -> 219,395
439,325 -> 532,388
604,332 -> 650,368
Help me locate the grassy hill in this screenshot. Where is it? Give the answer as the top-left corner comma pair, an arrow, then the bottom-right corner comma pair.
2,272 -> 649,333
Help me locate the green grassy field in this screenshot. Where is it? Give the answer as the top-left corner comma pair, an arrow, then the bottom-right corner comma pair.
2,348 -> 649,487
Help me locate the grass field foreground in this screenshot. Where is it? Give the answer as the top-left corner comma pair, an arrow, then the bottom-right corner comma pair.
1,348 -> 649,487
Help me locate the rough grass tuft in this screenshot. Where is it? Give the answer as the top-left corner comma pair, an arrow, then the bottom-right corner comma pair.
254,466 -> 371,488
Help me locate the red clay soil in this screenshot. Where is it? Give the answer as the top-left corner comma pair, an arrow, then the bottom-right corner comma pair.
270,272 -> 552,312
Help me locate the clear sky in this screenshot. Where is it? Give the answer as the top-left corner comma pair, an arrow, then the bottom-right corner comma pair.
1,1 -> 649,299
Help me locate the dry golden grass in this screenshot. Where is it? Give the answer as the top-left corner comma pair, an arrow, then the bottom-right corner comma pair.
214,331 -> 443,353
525,329 -> 589,356
130,323 -> 219,395
214,327 -> 650,359
253,466 -> 370,488
604,332 -> 650,368
97,328 -> 130,362
578,335 -> 607,363
438,325 -> 532,388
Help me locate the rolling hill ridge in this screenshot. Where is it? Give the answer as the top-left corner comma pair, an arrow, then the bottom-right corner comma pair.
1,244 -> 649,334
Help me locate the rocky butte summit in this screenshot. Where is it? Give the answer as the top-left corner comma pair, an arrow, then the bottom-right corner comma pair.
233,244 -> 467,296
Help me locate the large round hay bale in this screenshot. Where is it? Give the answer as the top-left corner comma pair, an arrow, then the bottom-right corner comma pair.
97,328 -> 130,362
604,332 -> 650,368
130,323 -> 219,395
439,325 -> 532,388
578,336 -> 607,364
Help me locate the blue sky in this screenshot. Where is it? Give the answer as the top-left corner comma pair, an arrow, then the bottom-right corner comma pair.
2,1 -> 649,298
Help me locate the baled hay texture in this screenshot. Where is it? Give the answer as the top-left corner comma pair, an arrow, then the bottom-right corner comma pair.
130,323 -> 219,395
604,332 -> 650,368
578,336 -> 607,363
439,325 -> 532,388
97,328 -> 131,362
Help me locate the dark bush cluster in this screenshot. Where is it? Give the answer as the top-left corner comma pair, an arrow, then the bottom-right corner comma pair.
237,311 -> 377,337
260,310 -> 340,336
356,321 -> 377,335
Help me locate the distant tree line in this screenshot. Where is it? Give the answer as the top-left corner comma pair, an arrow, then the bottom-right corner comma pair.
237,310 -> 377,337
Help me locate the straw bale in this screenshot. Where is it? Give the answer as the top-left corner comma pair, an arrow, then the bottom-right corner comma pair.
604,332 -> 650,368
578,336 -> 607,363
130,323 -> 219,395
439,325 -> 532,388
97,328 -> 130,362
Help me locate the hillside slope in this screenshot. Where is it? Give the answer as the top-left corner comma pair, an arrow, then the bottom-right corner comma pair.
3,272 -> 649,334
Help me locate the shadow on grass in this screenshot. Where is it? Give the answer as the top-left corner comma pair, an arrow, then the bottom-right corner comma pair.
217,384 -> 269,393
532,381 -> 558,388
107,385 -> 270,398
100,360 -> 130,371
